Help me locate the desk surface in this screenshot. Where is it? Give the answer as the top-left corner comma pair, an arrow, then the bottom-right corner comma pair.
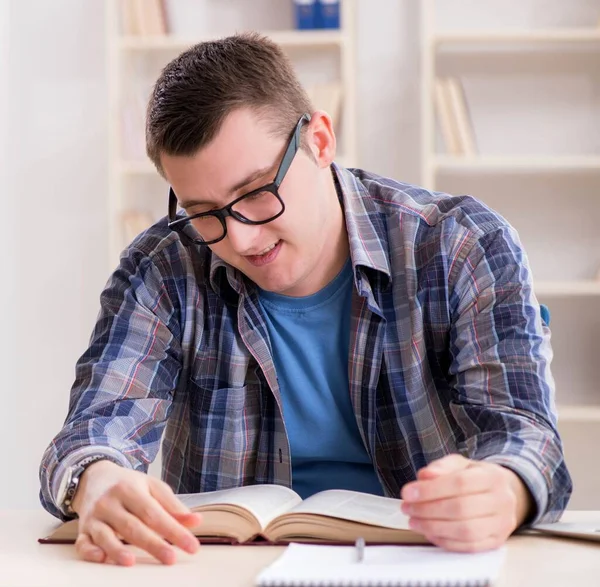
1,510 -> 599,587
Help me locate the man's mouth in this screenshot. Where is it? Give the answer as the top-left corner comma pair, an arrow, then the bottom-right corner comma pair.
245,240 -> 282,267
256,242 -> 278,256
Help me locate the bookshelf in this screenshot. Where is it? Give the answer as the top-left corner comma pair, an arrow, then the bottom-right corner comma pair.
435,28 -> 600,45
434,155 -> 600,173
420,1 -> 600,508
119,29 -> 347,50
105,0 -> 357,264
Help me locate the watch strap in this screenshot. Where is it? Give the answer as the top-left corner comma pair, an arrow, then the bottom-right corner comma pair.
61,454 -> 121,517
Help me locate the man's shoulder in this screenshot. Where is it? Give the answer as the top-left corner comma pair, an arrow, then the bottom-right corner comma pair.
117,216 -> 210,278
350,168 -> 509,238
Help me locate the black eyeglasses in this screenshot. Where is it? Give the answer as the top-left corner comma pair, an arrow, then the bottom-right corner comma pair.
167,113 -> 311,246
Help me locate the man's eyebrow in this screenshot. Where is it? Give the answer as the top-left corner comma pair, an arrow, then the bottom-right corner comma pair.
229,165 -> 275,194
179,165 -> 276,209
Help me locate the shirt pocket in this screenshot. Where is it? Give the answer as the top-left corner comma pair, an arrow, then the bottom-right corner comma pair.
187,378 -> 261,489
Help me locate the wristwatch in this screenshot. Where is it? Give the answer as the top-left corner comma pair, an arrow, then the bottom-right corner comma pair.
57,454 -> 119,517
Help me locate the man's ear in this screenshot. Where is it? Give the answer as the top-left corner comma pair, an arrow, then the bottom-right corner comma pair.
306,110 -> 336,168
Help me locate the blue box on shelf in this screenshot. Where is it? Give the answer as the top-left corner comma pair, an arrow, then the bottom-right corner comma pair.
317,0 -> 340,29
293,0 -> 318,30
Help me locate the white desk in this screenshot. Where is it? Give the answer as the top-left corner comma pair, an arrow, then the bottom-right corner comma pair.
1,510 -> 599,586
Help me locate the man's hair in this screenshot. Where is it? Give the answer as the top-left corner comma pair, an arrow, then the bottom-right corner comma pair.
146,32 -> 313,175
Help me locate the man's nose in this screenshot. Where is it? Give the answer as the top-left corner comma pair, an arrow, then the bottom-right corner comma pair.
225,217 -> 260,254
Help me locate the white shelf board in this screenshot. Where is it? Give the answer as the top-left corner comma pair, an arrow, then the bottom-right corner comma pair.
119,161 -> 157,175
435,28 -> 600,46
120,157 -> 352,173
557,405 -> 600,423
435,155 -> 600,173
535,281 -> 600,297
119,30 -> 346,51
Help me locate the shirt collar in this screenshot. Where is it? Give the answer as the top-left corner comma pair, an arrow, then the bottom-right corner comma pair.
332,163 -> 391,289
208,163 -> 393,297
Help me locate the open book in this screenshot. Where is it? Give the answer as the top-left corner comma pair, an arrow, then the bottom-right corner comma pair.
40,485 -> 429,545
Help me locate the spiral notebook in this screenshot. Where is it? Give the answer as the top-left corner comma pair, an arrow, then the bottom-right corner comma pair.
255,543 -> 506,587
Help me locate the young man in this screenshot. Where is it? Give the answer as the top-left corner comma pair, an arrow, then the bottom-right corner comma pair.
39,33 -> 571,566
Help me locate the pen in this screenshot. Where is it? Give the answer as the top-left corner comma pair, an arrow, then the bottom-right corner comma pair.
355,536 -> 365,563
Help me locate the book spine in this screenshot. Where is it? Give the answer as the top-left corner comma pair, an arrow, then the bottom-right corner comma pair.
120,0 -> 139,36
433,78 -> 462,156
317,0 -> 340,29
293,0 -> 318,30
446,77 -> 476,156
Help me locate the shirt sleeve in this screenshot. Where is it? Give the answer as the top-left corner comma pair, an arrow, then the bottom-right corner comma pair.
447,224 -> 573,524
38,245 -> 183,520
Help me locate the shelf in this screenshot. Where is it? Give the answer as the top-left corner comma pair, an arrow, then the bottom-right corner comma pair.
118,29 -> 347,51
119,154 -> 351,174
435,28 -> 600,46
434,155 -> 600,173
119,161 -> 157,175
557,405 -> 600,423
535,281 -> 600,297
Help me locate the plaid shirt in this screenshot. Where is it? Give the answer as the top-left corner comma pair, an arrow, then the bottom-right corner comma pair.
40,164 -> 572,522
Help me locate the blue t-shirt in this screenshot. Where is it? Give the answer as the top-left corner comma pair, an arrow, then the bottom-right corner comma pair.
258,258 -> 384,499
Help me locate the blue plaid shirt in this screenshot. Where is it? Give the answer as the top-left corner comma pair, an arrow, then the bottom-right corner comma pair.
40,164 -> 572,522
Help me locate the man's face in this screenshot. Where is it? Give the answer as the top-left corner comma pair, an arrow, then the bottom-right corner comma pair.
161,108 -> 342,296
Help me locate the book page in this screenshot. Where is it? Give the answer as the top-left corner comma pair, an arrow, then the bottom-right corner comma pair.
285,489 -> 410,529
177,484 -> 302,529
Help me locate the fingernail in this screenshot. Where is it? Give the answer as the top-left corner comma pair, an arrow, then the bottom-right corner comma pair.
186,537 -> 199,553
401,503 -> 412,515
409,518 -> 421,530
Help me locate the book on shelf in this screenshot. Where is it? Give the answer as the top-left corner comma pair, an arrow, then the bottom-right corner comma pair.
293,0 -> 318,30
120,0 -> 168,37
446,78 -> 477,156
434,77 -> 477,156
306,82 -> 343,129
119,59 -> 156,162
39,485 -> 428,546
317,0 -> 341,29
121,209 -> 154,243
120,84 -> 147,162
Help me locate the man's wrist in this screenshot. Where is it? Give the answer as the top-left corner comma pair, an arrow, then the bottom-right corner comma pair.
503,467 -> 536,527
70,459 -> 120,515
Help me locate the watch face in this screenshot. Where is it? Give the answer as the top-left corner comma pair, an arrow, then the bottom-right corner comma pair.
57,468 -> 73,507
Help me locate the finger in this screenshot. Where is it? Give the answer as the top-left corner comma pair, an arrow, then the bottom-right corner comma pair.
402,464 -> 492,503
88,520 -> 136,567
172,511 -> 204,532
401,492 -> 498,520
75,532 -> 106,564
125,494 -> 200,555
102,506 -> 178,565
410,514 -> 499,543
149,480 -> 197,518
417,454 -> 471,481
428,533 -> 505,553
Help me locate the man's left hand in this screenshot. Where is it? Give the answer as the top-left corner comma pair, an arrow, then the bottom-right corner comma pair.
400,454 -> 534,552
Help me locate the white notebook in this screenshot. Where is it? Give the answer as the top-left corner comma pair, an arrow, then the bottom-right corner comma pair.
255,543 -> 506,587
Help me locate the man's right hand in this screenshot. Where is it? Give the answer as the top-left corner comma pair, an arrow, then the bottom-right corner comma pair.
70,460 -> 202,566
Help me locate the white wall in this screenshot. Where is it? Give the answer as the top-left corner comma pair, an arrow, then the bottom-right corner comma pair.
3,0 -> 598,509
4,0 -> 109,508
1,0 -> 18,497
